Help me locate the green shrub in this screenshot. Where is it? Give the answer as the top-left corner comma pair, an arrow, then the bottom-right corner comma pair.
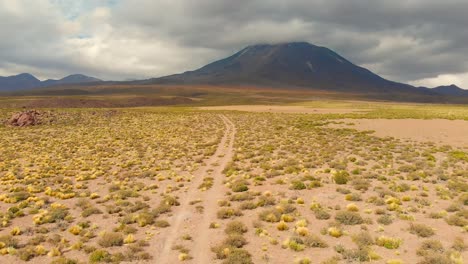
290,180 -> 306,190
335,211 -> 364,225
231,180 -> 249,192
89,249 -> 112,263
376,236 -> 402,249
333,171 -> 349,185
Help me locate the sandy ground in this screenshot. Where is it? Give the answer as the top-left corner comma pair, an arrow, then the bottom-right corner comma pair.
333,119 -> 468,147
200,105 -> 367,114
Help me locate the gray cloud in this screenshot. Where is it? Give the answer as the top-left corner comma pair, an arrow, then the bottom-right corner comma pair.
0,0 -> 467,87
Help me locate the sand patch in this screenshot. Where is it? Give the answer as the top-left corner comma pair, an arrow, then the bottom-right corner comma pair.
334,119 -> 468,147
200,105 -> 366,114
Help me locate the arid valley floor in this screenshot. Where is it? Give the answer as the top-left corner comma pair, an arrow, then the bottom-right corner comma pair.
0,101 -> 467,264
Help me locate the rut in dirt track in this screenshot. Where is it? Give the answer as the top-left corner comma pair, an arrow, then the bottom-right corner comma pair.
157,114 -> 236,264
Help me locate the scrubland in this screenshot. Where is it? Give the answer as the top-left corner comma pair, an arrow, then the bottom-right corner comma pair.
0,103 -> 466,264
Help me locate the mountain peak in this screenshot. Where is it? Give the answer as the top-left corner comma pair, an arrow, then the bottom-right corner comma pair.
16,73 -> 40,80
60,74 -> 101,83
432,84 -> 467,96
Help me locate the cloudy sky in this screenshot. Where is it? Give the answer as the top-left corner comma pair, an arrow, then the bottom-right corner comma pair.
1,0 -> 468,88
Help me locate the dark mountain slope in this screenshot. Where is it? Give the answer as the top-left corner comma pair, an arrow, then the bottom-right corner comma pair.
147,42 -> 436,97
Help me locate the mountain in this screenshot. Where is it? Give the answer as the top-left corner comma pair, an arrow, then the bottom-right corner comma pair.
41,74 -> 102,87
147,42 -> 437,97
431,84 -> 468,96
0,73 -> 41,91
0,73 -> 102,91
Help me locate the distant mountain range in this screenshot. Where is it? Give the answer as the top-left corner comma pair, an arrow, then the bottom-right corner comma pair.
144,42 -> 467,97
0,73 -> 101,91
1,42 -> 467,99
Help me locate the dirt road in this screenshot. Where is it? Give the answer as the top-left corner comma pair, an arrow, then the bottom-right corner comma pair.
157,114 -> 236,264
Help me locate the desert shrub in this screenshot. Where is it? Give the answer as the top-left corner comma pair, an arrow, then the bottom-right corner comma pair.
230,192 -> 254,202
377,214 -> 393,225
283,237 -> 305,251
222,248 -> 253,264
333,171 -> 349,184
296,257 -> 312,264
303,234 -> 328,248
223,234 -> 247,248
335,211 -> 364,225
259,208 -> 282,223
376,236 -> 402,249
155,220 -> 170,228
135,212 -> 155,227
352,179 -> 370,191
277,221 -> 289,231
352,232 -> 374,248
452,237 -> 466,252
327,227 -> 343,238
345,193 -> 362,201
217,208 -> 242,219
295,227 -> 309,236
239,201 -> 257,210
225,221 -> 248,235
231,180 -> 249,192
338,247 -> 373,262
50,257 -> 79,264
33,205 -> 70,225
257,195 -> 276,206
198,177 -> 214,190
409,223 -> 435,237
337,187 -> 351,194
417,240 -> 444,256
445,214 -> 467,227
82,207 -> 102,217
17,246 -> 37,261
290,180 -> 306,190
0,235 -> 19,248
417,254 -> 452,264
346,203 -> 359,212
308,181 -> 322,188
98,232 -> 124,247
89,249 -> 112,263
314,209 -> 331,220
